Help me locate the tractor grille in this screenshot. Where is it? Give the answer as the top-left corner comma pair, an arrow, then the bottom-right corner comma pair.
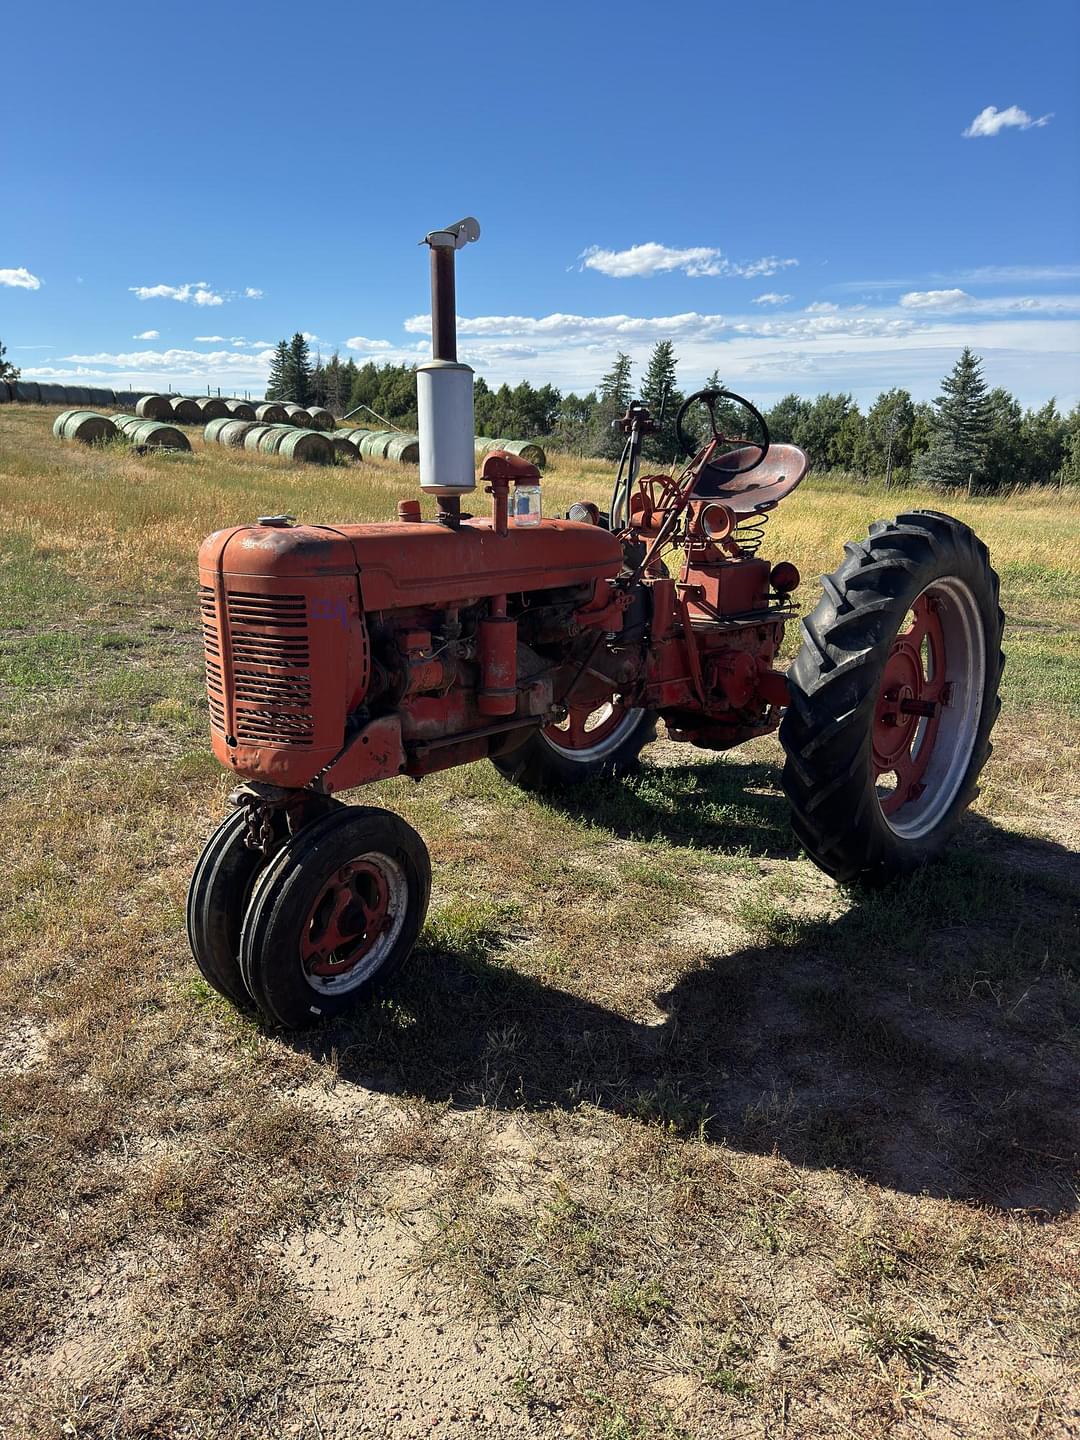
199,586 -> 315,747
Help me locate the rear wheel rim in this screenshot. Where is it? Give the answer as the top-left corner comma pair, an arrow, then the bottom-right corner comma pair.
300,852 -> 407,995
872,578 -> 986,839
542,698 -> 641,762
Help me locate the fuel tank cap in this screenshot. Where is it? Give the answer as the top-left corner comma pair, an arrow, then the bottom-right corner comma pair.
257,514 -> 297,528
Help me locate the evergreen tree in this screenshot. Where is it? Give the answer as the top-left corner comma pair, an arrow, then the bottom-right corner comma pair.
864,388 -> 915,486
265,340 -> 289,400
599,352 -> 633,409
1055,408 -> 1080,488
764,394 -> 810,444
1018,399 -> 1066,488
0,340 -> 19,383
591,351 -> 635,459
639,340 -> 684,461
982,387 -> 1024,492
916,348 -> 992,492
283,332 -> 314,406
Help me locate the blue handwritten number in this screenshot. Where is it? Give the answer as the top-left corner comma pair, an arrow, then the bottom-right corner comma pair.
310,597 -> 348,628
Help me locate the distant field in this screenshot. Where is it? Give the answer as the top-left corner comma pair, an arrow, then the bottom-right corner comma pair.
1,405 -> 1077,1440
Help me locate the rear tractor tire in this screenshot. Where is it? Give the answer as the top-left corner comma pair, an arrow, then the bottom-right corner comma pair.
491,698 -> 656,792
780,510 -> 1004,885
239,805 -> 432,1029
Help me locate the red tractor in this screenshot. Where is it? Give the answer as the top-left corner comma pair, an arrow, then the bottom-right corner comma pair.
189,219 -> 1004,1028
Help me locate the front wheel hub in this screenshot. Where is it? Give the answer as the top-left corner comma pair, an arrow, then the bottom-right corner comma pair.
300,853 -> 407,993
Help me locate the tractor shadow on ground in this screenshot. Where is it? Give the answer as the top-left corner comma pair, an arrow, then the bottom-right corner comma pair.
535,755 -> 801,861
291,817 -> 1080,1216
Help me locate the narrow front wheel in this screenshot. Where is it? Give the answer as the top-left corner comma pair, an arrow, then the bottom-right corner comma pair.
239,806 -> 432,1028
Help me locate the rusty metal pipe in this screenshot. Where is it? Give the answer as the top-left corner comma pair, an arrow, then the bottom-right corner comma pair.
430,244 -> 457,362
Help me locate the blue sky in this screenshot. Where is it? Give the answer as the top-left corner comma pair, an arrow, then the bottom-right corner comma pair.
2,0 -> 1078,409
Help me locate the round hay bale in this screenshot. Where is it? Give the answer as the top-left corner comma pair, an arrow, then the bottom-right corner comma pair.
257,426 -> 292,455
243,424 -> 276,451
113,390 -> 141,408
136,394 -> 173,421
385,434 -> 420,464
255,403 -> 288,424
278,429 -> 333,465
0,381 -> 12,402
345,428 -> 373,445
203,417 -> 235,444
14,382 -> 41,403
54,411 -> 117,445
306,406 -> 335,431
196,397 -> 230,420
170,396 -> 203,424
109,414 -> 144,434
499,439 -> 547,469
282,404 -> 313,427
225,400 -> 256,420
358,430 -> 396,458
127,420 -> 191,452
474,436 -> 498,456
329,434 -> 361,462
215,419 -> 256,447
88,388 -> 115,407
37,383 -> 64,405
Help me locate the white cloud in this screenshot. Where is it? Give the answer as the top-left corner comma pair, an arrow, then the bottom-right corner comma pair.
243,287 -> 263,299
753,293 -> 791,306
963,105 -> 1052,138
345,335 -> 393,352
0,267 -> 42,290
130,281 -> 225,306
579,243 -> 798,280
804,301 -> 839,313
195,334 -> 226,342
133,329 -> 159,340
900,289 -> 972,309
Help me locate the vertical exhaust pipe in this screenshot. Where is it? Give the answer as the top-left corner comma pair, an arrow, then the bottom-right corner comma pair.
417,218 -> 480,527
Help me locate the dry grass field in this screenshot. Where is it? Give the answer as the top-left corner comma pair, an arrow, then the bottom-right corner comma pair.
0,404 -> 1077,1440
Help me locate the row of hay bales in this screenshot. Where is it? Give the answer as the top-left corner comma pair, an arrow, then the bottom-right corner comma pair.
52,410 -> 190,451
339,430 -> 546,467
203,419 -> 340,465
134,394 -> 335,429
5,381 -> 146,407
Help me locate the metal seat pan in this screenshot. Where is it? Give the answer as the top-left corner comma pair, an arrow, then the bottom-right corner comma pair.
692,442 -> 810,514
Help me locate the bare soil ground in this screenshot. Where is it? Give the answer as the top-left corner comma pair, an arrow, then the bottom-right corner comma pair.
0,407 -> 1077,1439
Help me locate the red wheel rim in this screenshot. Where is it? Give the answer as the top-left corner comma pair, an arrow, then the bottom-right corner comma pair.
544,697 -> 632,755
301,858 -> 392,980
873,593 -> 949,817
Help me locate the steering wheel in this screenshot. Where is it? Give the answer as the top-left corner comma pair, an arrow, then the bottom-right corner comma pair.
675,387 -> 770,476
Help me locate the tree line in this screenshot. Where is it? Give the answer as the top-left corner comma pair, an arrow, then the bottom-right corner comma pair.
259,330 -> 1077,493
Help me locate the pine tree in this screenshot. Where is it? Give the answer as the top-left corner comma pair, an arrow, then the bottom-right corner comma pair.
0,340 -> 19,382
916,348 -> 992,492
639,340 -> 684,461
283,332 -> 313,406
265,340 -> 289,400
599,352 -> 633,409
591,352 -> 635,459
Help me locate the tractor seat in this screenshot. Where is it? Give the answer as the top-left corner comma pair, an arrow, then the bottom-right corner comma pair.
691,442 -> 810,515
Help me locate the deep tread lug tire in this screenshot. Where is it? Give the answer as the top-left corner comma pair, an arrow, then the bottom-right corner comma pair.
779,510 -> 1004,886
239,805 -> 432,1030
490,707 -> 657,792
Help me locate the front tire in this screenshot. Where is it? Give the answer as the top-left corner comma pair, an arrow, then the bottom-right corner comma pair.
239,805 -> 431,1029
780,511 -> 1004,885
